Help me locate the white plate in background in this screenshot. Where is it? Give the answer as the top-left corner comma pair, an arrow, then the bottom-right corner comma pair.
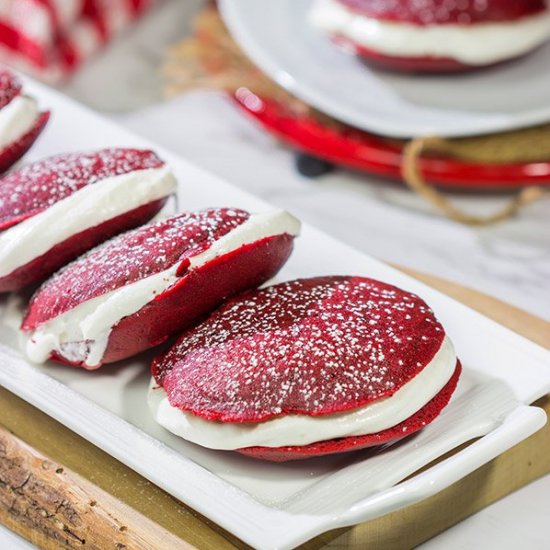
220,0 -> 550,138
0,78 -> 549,550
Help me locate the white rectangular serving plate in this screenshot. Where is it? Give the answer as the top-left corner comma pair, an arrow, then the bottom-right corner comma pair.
1,78 -> 550,550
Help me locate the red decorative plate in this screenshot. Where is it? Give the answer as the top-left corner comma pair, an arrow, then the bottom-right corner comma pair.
233,88 -> 550,190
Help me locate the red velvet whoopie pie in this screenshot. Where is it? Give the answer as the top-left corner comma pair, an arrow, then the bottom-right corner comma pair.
22,207 -> 300,369
149,276 -> 461,461
0,67 -> 49,172
309,0 -> 550,72
0,148 -> 176,292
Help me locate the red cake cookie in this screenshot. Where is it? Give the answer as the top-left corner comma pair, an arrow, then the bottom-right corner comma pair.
309,0 -> 550,72
149,276 -> 461,461
0,67 -> 49,172
22,208 -> 300,369
0,148 -> 176,292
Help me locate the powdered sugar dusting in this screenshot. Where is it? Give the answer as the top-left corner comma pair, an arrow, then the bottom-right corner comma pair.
23,208 -> 250,328
339,0 -> 546,24
153,276 -> 446,423
0,148 -> 164,229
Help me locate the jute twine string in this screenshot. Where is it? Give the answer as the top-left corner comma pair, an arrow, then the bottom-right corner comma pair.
402,137 -> 546,226
164,6 -> 549,225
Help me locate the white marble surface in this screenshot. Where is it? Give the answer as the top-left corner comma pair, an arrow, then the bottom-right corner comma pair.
1,0 -> 549,548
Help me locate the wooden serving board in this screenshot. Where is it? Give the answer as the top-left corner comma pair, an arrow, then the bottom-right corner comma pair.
1,268 -> 549,550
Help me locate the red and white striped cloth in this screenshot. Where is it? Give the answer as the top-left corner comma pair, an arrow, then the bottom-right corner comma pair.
0,0 -> 157,81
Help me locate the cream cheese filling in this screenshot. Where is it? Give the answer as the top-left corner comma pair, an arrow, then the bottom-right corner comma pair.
0,166 -> 177,278
148,336 -> 457,449
25,210 -> 301,368
309,0 -> 550,65
0,95 -> 39,150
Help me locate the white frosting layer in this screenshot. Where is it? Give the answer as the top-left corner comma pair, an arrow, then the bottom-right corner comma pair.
0,95 -> 39,150
0,166 -> 177,278
25,210 -> 301,368
309,0 -> 550,65
148,336 -> 457,449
